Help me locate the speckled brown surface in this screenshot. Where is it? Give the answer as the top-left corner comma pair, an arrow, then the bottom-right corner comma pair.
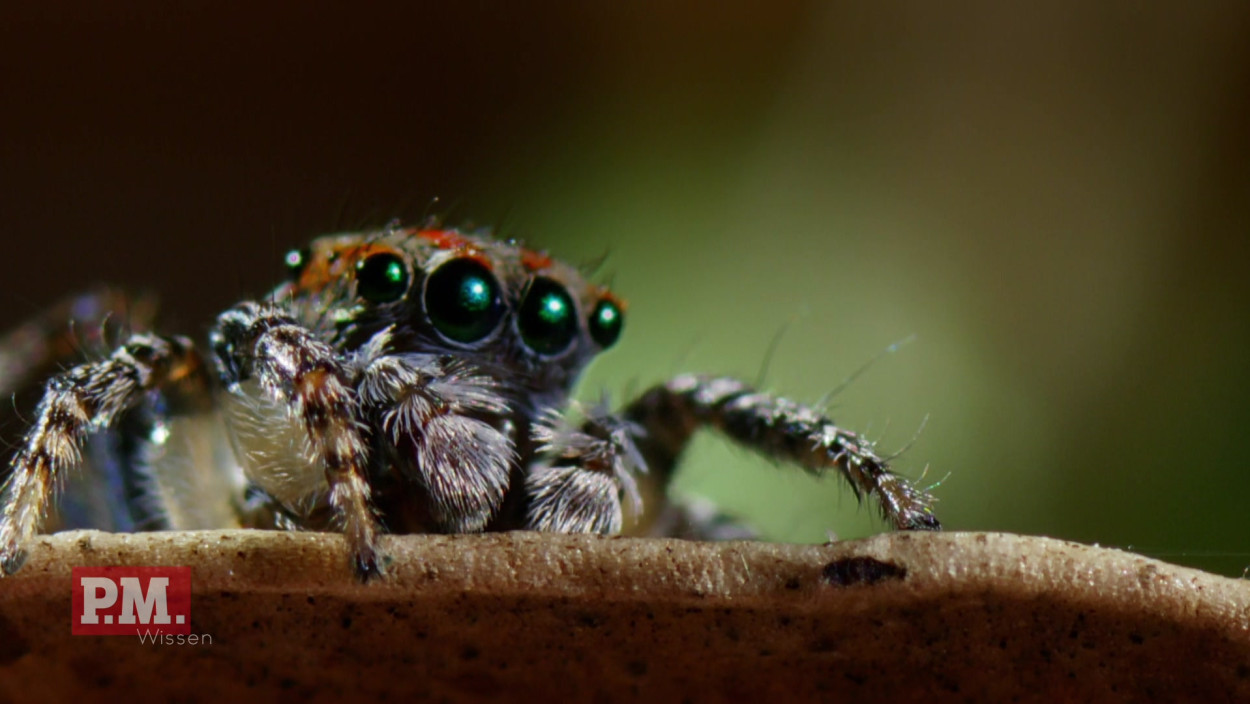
0,530 -> 1245,702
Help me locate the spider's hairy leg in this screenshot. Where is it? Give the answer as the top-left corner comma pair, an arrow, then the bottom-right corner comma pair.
0,287 -> 157,401
0,289 -> 162,532
522,407 -> 645,535
358,349 -> 514,532
623,375 -> 941,534
0,333 -> 206,575
212,302 -> 383,581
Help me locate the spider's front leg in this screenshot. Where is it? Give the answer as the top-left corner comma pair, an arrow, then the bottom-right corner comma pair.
624,375 -> 942,534
0,287 -> 156,402
0,333 -> 208,574
212,302 -> 384,581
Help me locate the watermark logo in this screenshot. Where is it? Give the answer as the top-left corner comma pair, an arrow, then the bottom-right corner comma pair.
71,566 -> 191,636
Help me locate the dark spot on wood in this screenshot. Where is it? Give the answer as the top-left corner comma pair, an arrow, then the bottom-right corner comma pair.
626,660 -> 648,677
1129,633 -> 1144,645
462,645 -> 480,660
784,577 -> 801,590
821,557 -> 907,586
0,614 -> 30,665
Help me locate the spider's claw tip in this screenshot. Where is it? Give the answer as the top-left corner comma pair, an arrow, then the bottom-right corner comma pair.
1,548 -> 28,576
901,513 -> 942,532
352,548 -> 386,583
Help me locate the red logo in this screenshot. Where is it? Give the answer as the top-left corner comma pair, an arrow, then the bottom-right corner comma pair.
71,567 -> 191,636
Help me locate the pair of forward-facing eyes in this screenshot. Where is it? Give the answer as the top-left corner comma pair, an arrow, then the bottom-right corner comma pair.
286,249 -> 623,356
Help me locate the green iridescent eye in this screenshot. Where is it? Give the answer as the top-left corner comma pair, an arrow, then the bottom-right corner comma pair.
518,278 -> 578,355
589,298 -> 623,348
284,247 -> 311,281
424,258 -> 505,343
355,253 -> 410,303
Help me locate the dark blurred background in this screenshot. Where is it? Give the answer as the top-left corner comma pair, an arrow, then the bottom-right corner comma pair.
2,3 -> 1248,574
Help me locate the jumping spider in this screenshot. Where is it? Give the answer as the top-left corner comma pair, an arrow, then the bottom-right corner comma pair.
0,224 -> 940,580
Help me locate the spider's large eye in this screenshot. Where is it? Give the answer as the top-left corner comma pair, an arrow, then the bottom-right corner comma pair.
355,252 -> 409,303
589,298 -> 623,349
518,278 -> 578,355
424,258 -> 505,343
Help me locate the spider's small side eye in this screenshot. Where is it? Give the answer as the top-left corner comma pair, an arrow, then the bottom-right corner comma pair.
589,298 -> 623,348
284,247 -> 311,281
355,252 -> 410,303
518,278 -> 578,355
424,258 -> 505,343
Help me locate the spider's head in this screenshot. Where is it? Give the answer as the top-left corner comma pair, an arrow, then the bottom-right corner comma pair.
275,225 -> 625,406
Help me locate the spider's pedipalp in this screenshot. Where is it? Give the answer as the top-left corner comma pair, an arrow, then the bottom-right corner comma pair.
358,351 -> 514,533
212,302 -> 384,581
524,406 -> 646,534
0,332 -> 207,574
523,465 -> 622,534
624,374 -> 942,534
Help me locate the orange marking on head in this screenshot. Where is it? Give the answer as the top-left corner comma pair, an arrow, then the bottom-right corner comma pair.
596,288 -> 628,311
520,248 -> 553,271
417,229 -> 470,250
296,257 -> 334,292
296,243 -> 400,292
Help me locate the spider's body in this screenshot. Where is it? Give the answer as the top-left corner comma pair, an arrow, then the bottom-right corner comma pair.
0,225 -> 939,580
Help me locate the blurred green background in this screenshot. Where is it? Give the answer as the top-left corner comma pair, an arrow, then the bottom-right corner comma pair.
1,4 -> 1247,574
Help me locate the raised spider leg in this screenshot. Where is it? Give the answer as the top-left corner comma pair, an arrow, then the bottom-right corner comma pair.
0,288 -> 157,400
0,289 -> 166,532
521,408 -> 645,534
0,332 -> 206,574
623,375 -> 941,533
212,302 -> 384,581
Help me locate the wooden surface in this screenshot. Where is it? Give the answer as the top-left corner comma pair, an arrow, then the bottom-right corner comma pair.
0,530 -> 1246,702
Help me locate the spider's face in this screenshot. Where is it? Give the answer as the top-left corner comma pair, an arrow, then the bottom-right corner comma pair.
274,226 -> 625,406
